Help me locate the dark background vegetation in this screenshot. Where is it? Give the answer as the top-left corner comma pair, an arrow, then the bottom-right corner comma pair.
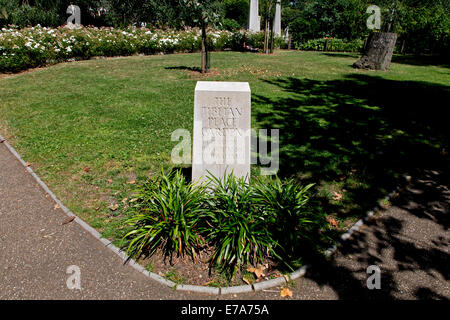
0,0 -> 448,55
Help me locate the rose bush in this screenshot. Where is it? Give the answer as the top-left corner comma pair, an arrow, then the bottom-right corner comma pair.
0,26 -> 283,73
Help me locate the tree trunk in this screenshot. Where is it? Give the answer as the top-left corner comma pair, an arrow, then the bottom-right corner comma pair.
264,18 -> 269,54
400,39 -> 406,55
269,18 -> 274,54
201,23 -> 208,74
324,39 -> 329,52
353,32 -> 398,71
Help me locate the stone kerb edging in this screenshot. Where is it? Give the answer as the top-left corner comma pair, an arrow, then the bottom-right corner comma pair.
0,134 -> 404,295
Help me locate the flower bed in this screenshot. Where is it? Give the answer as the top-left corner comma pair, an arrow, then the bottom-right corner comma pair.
0,26 -> 280,73
120,170 -> 330,283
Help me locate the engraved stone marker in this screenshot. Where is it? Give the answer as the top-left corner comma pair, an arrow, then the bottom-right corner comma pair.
192,82 -> 251,184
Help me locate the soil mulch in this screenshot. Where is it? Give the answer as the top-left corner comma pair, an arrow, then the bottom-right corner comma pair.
138,247 -> 284,287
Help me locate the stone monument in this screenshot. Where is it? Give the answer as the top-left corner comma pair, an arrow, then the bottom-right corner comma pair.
248,0 -> 260,33
192,82 -> 251,184
273,0 -> 282,37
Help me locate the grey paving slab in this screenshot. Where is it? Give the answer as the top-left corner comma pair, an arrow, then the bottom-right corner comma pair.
0,143 -> 212,300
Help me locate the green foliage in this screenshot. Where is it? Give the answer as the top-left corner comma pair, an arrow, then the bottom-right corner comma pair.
253,178 -> 320,258
202,173 -> 280,278
121,169 -> 209,260
221,18 -> 241,32
0,27 -> 240,73
287,0 -> 449,55
394,0 -> 450,54
179,0 -> 222,28
9,4 -> 60,28
222,0 -> 248,27
296,37 -> 364,52
0,0 -> 17,27
231,30 -> 284,51
119,169 -> 317,278
0,26 -> 290,73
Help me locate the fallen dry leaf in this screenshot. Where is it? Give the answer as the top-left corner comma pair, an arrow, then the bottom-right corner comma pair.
107,179 -> 113,184
121,198 -> 128,204
247,266 -> 264,278
280,287 -> 293,298
272,273 -> 281,278
25,162 -> 31,167
332,191 -> 343,201
62,216 -> 75,225
83,166 -> 90,172
327,217 -> 339,227
242,277 -> 252,285
109,204 -> 119,211
53,204 -> 60,210
126,180 -> 136,184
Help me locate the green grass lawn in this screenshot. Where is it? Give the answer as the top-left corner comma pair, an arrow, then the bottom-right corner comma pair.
1,50 -> 449,244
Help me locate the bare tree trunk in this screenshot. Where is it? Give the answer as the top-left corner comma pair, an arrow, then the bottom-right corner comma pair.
201,22 -> 208,73
264,18 -> 269,54
269,18 -> 274,54
353,32 -> 397,71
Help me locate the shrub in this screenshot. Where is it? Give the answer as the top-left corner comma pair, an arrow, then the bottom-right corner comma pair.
10,5 -> 59,28
121,170 -> 210,260
221,18 -> 241,32
0,26 -> 289,73
295,38 -> 364,52
253,177 -> 318,259
119,170 -> 319,279
202,173 -> 280,278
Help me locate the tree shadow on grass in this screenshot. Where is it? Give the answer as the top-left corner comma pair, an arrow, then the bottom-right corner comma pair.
391,55 -> 450,68
165,66 -> 202,72
252,74 -> 450,299
253,74 -> 449,223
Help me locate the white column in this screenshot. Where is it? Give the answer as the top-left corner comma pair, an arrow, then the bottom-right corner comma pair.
273,0 -> 281,37
248,0 -> 260,33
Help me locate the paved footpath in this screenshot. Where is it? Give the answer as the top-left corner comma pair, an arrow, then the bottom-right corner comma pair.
1,141 -> 449,300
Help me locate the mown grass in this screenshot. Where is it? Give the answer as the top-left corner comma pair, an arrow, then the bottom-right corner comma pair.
1,50 -> 448,246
